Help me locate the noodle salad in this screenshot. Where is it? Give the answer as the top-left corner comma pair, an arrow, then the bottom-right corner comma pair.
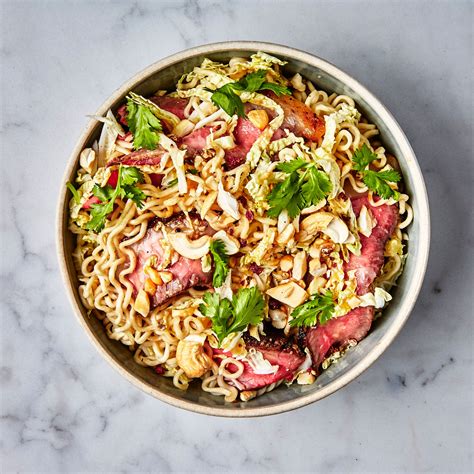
67,52 -> 412,402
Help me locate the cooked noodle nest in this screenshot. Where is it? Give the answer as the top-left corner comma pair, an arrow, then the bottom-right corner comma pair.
70,57 -> 412,402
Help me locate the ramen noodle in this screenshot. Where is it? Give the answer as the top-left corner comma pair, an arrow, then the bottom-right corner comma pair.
67,52 -> 412,402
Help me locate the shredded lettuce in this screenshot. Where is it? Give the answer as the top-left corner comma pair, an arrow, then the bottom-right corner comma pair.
241,228 -> 276,265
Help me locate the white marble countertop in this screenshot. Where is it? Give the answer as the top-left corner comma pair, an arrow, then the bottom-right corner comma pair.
1,1 -> 472,472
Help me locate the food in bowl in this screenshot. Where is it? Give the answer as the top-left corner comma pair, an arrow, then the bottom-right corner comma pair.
66,52 -> 413,402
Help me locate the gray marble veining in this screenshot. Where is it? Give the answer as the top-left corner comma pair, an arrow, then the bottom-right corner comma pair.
1,1 -> 472,472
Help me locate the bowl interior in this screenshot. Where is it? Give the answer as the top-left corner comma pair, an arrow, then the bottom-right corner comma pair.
58,44 -> 429,416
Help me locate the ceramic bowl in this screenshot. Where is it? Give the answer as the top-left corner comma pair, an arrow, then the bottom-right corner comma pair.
57,41 -> 430,417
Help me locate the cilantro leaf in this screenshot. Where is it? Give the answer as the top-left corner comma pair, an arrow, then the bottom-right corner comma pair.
267,159 -> 332,218
66,182 -> 81,204
199,292 -> 233,340
199,287 -> 265,345
210,84 -> 245,118
301,168 -> 332,208
86,200 -> 115,233
121,166 -> 144,186
352,143 -> 378,171
258,81 -> 292,96
210,70 -> 290,118
267,171 -> 305,218
122,185 -> 146,208
362,171 -> 400,200
352,145 -> 401,200
85,166 -> 145,232
375,169 -> 401,183
276,157 -> 309,174
209,239 -> 230,288
126,99 -> 162,150
228,287 -> 265,334
289,291 -> 335,327
92,184 -> 114,202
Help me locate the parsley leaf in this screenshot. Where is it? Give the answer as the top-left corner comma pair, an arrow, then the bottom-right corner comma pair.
209,239 -> 230,288
85,165 -> 145,232
199,287 -> 265,345
126,99 -> 162,150
352,144 -> 401,200
66,182 -> 81,204
210,70 -> 291,118
267,158 -> 332,218
289,291 -> 335,327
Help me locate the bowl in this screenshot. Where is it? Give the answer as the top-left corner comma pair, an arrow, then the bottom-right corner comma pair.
57,41 -> 430,417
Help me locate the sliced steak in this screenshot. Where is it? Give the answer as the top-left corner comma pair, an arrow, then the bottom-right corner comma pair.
106,148 -> 165,167
224,117 -> 262,169
264,91 -> 325,142
345,196 -> 399,294
150,96 -> 189,120
305,306 -> 374,367
231,331 -> 305,390
177,127 -> 212,157
127,215 -> 212,307
305,196 -> 399,367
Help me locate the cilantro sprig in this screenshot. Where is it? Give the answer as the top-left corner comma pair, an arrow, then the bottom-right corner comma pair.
209,239 -> 230,288
352,144 -> 401,200
199,287 -> 265,345
126,98 -> 163,150
267,158 -> 332,218
289,291 -> 335,327
210,70 -> 291,118
85,166 -> 145,232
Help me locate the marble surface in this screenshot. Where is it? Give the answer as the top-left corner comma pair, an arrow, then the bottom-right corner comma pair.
1,1 -> 473,472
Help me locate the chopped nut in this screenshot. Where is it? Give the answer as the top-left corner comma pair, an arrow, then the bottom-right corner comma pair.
176,339 -> 212,378
300,212 -> 334,235
269,309 -> 287,329
144,266 -> 163,285
309,258 -> 321,276
134,289 -> 150,317
276,224 -> 295,245
144,278 -> 157,295
279,255 -> 294,272
266,281 -> 308,307
308,276 -> 326,294
297,372 -> 316,385
247,109 -> 269,130
292,251 -> 308,281
159,271 -> 173,283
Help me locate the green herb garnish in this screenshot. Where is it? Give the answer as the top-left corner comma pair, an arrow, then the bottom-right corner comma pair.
289,291 -> 335,327
209,239 -> 230,288
66,182 -> 81,204
352,144 -> 401,200
126,98 -> 162,150
210,70 -> 291,118
267,158 -> 332,218
199,287 -> 265,345
85,166 -> 145,232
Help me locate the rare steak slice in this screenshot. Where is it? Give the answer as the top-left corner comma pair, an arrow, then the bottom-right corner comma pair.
232,331 -> 306,390
127,215 -> 213,307
305,196 -> 399,367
